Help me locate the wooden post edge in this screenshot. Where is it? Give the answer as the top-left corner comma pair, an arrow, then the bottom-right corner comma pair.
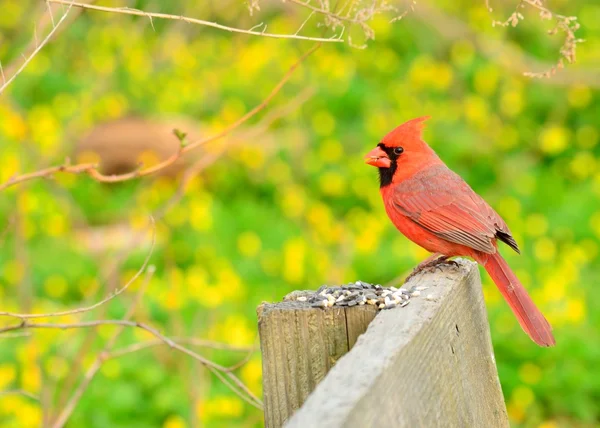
283,259 -> 509,428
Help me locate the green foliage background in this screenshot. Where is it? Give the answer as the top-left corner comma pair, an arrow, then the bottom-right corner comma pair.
0,1 -> 599,427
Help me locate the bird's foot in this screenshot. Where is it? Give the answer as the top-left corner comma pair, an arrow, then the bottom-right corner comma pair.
404,255 -> 458,283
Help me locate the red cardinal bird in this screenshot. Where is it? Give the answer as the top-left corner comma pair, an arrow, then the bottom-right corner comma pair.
365,117 -> 555,347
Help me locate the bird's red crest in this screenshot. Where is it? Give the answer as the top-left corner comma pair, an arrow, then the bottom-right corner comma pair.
381,116 -> 430,148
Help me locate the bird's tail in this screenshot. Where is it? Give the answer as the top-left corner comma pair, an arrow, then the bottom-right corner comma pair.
479,252 -> 555,347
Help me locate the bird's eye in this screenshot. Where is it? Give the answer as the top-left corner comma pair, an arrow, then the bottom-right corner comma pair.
393,147 -> 404,155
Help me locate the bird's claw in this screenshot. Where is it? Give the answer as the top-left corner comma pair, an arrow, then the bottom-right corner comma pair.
404,256 -> 459,284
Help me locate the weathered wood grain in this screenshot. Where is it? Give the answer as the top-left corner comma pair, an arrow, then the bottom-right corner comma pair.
284,259 -> 509,428
257,297 -> 378,428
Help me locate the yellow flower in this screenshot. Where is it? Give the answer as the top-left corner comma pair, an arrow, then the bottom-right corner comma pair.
237,231 -> 262,258
519,362 -> 542,385
525,214 -> 548,237
163,414 -> 187,428
241,357 -> 262,396
44,275 -> 68,299
450,40 -> 475,67
319,171 -> 345,196
567,85 -> 591,108
539,126 -> 569,155
534,238 -> 556,262
474,64 -> 499,96
500,90 -> 523,117
100,360 -> 121,379
283,238 -> 306,283
576,125 -> 598,149
312,110 -> 336,137
0,364 -> 16,390
566,298 -> 585,324
318,139 -> 343,164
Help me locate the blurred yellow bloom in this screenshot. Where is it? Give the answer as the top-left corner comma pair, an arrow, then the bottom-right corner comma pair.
21,364 -> 41,393
496,196 -> 521,221
3,259 -> 25,285
44,275 -> 68,299
241,357 -> 262,396
534,237 -> 556,262
474,64 -> 499,96
189,196 -> 213,231
0,152 -> 20,184
260,251 -> 281,277
45,356 -> 69,381
450,40 -> 475,67
28,105 -> 60,155
463,95 -> 489,127
0,105 -> 27,140
566,298 -> 586,323
525,214 -> 548,237
0,364 -> 16,390
319,171 -> 345,196
237,146 -> 266,171
576,124 -> 598,149
0,0 -> 23,28
499,90 -> 523,118
511,385 -> 535,414
212,315 -> 254,346
569,151 -> 596,179
101,359 -> 121,379
567,85 -> 591,108
318,139 -> 343,164
519,362 -> 542,385
283,237 -> 306,283
202,396 -> 244,418
539,125 -> 569,155
17,403 -> 41,428
163,414 -> 188,428
538,422 -> 559,428
312,110 -> 336,137
237,231 -> 262,258
590,211 -> 600,238
267,159 -> 292,183
46,213 -> 67,238
200,285 -> 225,308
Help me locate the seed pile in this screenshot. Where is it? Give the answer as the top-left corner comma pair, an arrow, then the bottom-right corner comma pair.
293,281 -> 429,310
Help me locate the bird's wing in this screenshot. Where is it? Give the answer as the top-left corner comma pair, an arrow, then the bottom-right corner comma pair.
392,164 -> 519,254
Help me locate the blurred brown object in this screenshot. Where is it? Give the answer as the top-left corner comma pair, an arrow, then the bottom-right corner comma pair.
75,117 -> 202,177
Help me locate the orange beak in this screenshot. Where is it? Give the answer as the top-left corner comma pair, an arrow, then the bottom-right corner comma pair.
365,146 -> 391,168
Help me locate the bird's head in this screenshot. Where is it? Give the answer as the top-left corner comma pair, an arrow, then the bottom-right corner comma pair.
364,116 -> 439,187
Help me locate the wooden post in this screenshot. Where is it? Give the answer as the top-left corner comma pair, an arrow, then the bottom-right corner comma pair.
281,260 -> 509,428
257,293 -> 378,428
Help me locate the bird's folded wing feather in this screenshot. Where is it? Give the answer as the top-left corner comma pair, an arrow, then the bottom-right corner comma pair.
392,165 -> 519,254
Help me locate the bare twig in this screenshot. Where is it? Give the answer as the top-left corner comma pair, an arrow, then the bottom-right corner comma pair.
47,0 -> 343,42
0,4 -> 73,95
51,265 -> 155,428
485,0 -> 583,78
0,389 -> 40,401
0,43 -> 321,191
0,318 -> 263,408
417,2 -> 598,86
0,218 -> 156,319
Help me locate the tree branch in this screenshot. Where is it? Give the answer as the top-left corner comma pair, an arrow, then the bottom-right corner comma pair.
0,43 -> 321,192
46,0 -> 343,43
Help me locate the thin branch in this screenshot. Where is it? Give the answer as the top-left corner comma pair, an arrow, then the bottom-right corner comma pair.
51,265 -> 154,428
485,0 -> 583,78
47,0 -> 343,42
0,389 -> 40,401
0,4 -> 73,95
0,43 -> 321,192
0,318 -> 263,408
109,337 -> 255,358
0,217 -> 156,319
